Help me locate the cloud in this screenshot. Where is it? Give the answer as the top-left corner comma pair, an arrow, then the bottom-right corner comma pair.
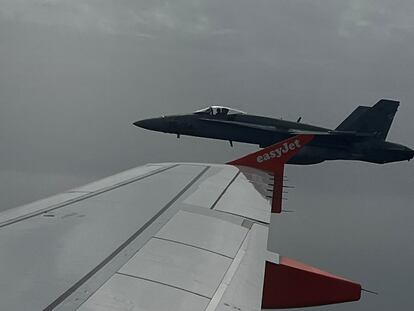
0,0 -> 235,37
0,0 -> 151,36
339,0 -> 414,39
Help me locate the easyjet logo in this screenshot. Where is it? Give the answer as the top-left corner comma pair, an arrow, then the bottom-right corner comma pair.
256,140 -> 301,163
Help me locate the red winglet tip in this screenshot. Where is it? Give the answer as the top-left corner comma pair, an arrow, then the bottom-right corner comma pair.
228,135 -> 313,214
262,258 -> 361,309
227,135 -> 314,172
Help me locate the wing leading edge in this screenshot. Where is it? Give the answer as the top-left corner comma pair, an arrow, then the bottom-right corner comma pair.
0,135 -> 362,310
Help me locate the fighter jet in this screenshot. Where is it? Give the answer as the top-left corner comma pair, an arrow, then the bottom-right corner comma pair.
134,99 -> 414,164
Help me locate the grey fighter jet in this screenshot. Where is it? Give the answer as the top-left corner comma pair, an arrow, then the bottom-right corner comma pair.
134,99 -> 414,165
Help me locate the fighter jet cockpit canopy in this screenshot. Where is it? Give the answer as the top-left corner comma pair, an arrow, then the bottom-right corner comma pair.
194,106 -> 246,116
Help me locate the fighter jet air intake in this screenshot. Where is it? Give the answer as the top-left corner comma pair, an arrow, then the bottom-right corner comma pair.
134,99 -> 414,165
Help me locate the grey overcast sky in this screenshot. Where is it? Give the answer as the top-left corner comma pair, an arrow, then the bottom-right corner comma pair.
0,1 -> 413,310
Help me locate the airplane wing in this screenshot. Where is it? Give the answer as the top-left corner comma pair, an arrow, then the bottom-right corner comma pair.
0,135 -> 361,311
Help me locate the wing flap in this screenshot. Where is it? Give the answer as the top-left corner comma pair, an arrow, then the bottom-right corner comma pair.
156,210 -> 248,258
118,238 -> 232,298
79,274 -> 210,311
79,192 -> 257,311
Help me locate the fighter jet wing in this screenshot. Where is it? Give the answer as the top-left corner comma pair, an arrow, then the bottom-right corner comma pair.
199,118 -> 283,132
200,118 -> 376,137
0,135 -> 361,311
288,129 -> 376,137
199,118 -> 333,136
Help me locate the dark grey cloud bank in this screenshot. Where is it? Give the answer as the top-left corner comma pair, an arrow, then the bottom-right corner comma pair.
0,1 -> 413,310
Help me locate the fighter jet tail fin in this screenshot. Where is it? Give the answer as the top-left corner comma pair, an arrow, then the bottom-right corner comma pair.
335,99 -> 399,140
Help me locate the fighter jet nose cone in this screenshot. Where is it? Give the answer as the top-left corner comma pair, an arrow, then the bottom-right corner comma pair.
133,119 -> 154,130
133,117 -> 169,133
133,120 -> 145,128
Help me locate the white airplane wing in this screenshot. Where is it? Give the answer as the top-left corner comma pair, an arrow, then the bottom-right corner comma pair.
0,135 -> 361,311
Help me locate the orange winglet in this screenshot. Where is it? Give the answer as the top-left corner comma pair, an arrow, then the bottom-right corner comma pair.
227,135 -> 314,213
262,257 -> 361,309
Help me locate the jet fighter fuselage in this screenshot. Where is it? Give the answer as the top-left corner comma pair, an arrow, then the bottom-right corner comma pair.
134,100 -> 414,165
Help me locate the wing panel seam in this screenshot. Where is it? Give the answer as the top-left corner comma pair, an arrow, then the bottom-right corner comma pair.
212,209 -> 269,226
43,165 -> 210,311
152,236 -> 233,259
115,272 -> 212,300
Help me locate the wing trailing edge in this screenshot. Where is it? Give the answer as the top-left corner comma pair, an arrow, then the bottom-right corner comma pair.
228,135 -> 362,309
